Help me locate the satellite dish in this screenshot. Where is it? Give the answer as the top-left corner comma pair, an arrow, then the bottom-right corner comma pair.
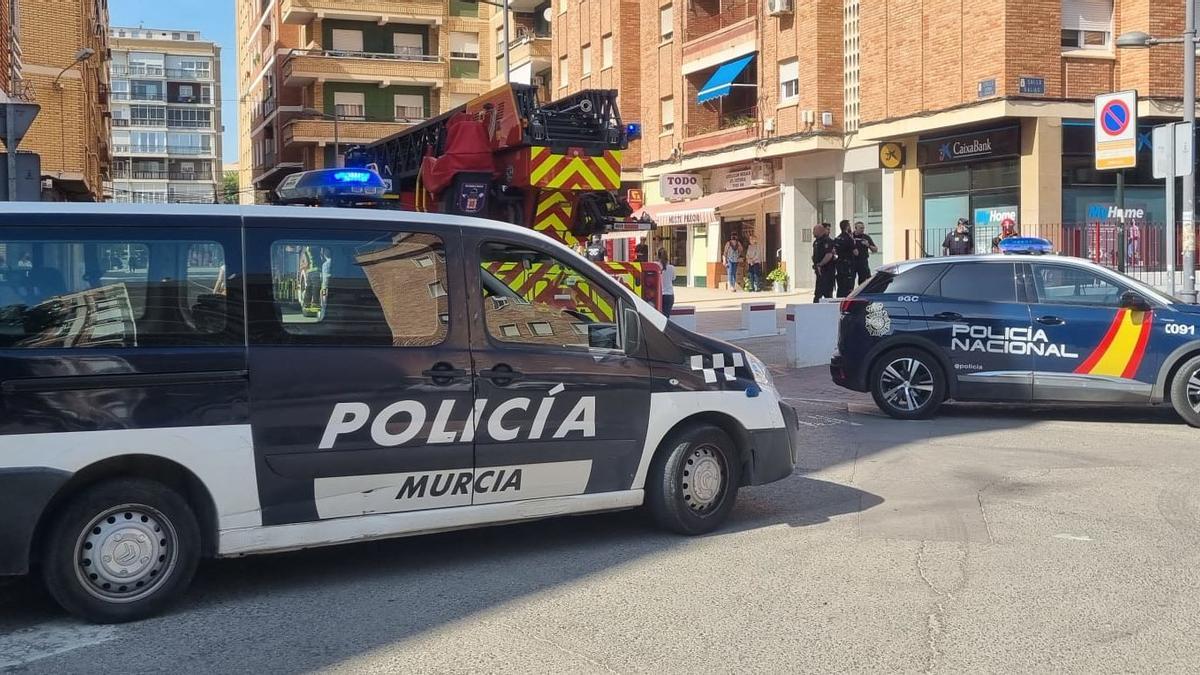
543,7 -> 553,22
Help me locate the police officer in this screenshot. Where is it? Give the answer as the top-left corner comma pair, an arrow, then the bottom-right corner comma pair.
812,223 -> 836,303
833,219 -> 857,298
942,218 -> 973,256
852,220 -> 877,284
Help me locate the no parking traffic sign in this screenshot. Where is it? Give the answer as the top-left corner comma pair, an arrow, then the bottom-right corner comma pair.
1094,91 -> 1138,170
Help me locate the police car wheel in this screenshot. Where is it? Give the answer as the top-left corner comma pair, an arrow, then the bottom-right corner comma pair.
1169,355 -> 1200,428
869,348 -> 945,420
646,425 -> 741,535
41,478 -> 201,624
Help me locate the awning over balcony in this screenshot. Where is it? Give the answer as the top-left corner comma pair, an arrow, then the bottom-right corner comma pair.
632,186 -> 778,227
697,53 -> 756,104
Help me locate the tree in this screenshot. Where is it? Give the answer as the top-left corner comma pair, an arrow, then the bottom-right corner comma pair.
222,170 -> 240,204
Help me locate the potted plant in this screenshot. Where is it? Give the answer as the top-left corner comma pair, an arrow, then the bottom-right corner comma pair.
766,266 -> 788,293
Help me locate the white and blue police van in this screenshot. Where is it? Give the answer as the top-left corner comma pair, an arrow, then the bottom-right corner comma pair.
0,203 -> 797,623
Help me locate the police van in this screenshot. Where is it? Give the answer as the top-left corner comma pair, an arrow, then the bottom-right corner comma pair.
831,237 -> 1200,425
0,204 -> 796,623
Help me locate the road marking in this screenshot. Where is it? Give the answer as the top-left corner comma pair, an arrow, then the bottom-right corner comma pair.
795,413 -> 861,428
1053,534 -> 1094,542
0,621 -> 119,669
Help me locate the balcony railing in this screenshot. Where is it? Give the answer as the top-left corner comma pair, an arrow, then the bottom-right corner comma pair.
112,118 -> 130,127
333,104 -> 366,120
254,98 -> 277,125
168,95 -> 214,105
169,171 -> 214,181
718,105 -> 759,130
686,0 -> 755,42
112,170 -> 169,180
167,119 -> 213,129
114,145 -> 168,154
130,118 -> 167,127
509,28 -> 551,49
113,91 -> 166,102
112,65 -> 165,77
164,68 -> 213,81
394,105 -> 425,123
289,47 -> 442,64
167,145 -> 215,156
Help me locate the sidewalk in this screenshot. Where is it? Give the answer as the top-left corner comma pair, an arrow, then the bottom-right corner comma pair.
674,285 -> 813,311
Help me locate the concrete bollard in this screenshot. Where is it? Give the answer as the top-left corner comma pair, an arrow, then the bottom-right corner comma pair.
670,305 -> 697,331
740,302 -> 778,336
784,302 -> 840,368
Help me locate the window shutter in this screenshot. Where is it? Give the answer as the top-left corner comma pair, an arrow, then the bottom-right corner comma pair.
779,59 -> 799,84
1062,0 -> 1112,32
331,29 -> 363,52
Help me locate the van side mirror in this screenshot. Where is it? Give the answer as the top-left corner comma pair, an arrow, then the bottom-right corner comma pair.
1119,290 -> 1152,312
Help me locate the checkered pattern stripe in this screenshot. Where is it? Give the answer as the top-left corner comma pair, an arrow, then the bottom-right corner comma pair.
689,352 -> 745,384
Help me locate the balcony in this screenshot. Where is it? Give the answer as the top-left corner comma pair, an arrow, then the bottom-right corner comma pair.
112,91 -> 166,102
113,144 -> 168,156
281,0 -> 444,25
167,119 -> 214,130
169,171 -> 215,181
164,68 -> 214,82
683,0 -> 757,70
282,117 -> 419,148
282,49 -> 445,87
167,145 -> 216,157
508,29 -> 552,71
111,169 -> 169,180
112,64 -> 165,78
683,105 -> 759,154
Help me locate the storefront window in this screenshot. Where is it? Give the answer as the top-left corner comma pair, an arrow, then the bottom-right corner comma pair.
922,159 -> 1019,255
850,171 -> 883,267
817,178 -> 836,225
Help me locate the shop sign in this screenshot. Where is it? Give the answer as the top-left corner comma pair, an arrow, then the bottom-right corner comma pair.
917,125 -> 1020,167
1086,204 -> 1146,221
724,167 -> 754,191
626,188 -> 644,211
660,209 -> 715,226
977,79 -> 996,99
972,206 -> 1019,254
1018,76 -> 1045,96
660,173 -> 703,202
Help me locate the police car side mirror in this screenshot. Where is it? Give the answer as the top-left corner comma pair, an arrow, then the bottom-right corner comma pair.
1119,291 -> 1152,312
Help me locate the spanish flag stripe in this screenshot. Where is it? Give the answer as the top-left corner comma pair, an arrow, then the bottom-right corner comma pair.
1087,311 -> 1148,377
1121,312 -> 1154,379
1074,309 -> 1126,374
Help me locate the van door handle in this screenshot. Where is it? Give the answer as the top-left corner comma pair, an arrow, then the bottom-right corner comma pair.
1036,315 -> 1065,326
932,311 -> 963,321
479,365 -> 523,386
422,363 -> 467,385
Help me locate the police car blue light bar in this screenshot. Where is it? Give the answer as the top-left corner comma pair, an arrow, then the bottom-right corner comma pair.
275,168 -> 388,206
998,236 -> 1054,255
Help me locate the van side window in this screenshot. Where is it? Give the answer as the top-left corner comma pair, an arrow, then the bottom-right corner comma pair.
266,231 -> 448,346
0,233 -> 234,348
479,242 -> 621,351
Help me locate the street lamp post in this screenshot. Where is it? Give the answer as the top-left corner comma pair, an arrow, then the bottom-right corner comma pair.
1118,4 -> 1198,302
302,107 -> 341,168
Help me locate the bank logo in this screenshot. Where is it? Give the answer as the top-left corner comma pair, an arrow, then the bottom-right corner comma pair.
938,143 -> 953,161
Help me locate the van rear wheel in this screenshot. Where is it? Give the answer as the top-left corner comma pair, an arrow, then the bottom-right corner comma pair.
646,425 -> 741,535
1169,355 -> 1200,428
41,478 -> 200,624
870,348 -> 945,420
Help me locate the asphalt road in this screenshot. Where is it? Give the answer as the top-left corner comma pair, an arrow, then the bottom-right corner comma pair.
4,388 -> 1200,672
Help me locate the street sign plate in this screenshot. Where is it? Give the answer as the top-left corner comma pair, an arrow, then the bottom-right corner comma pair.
1152,122 -> 1194,179
1095,91 -> 1138,170
1177,121 -> 1194,177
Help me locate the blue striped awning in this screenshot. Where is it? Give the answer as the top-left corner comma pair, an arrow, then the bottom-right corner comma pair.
697,54 -> 756,104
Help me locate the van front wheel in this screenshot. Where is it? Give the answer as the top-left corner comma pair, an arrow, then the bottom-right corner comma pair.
41,478 -> 200,624
646,425 -> 741,535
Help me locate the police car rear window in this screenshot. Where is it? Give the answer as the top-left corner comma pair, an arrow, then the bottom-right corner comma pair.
860,263 -> 942,296
935,262 -> 1018,303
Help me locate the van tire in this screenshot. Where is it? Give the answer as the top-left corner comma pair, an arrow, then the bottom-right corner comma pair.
646,425 -> 740,535
869,347 -> 946,420
41,478 -> 200,624
1169,355 -> 1200,428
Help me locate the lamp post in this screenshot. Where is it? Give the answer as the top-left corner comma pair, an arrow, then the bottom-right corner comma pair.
302,107 -> 341,168
475,0 -> 512,84
1118,4 -> 1198,302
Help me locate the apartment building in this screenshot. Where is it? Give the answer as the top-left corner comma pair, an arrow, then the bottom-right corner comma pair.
107,27 -> 223,204
17,0 -> 109,201
237,0 -> 497,203
489,1 -> 552,102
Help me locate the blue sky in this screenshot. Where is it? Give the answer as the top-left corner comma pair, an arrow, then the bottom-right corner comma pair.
111,1 -> 239,165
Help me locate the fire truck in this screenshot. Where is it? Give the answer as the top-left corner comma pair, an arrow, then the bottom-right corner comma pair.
340,83 -> 660,309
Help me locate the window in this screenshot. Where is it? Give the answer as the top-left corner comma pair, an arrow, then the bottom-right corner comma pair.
393,32 -> 424,57
660,97 -> 674,133
394,93 -> 425,122
129,105 -> 166,127
559,56 -> 569,88
496,27 -> 505,57
333,91 -> 366,120
0,232 -> 236,348
779,58 -> 799,102
264,232 -> 449,347
1032,264 -> 1123,307
331,28 -> 364,53
602,34 -> 613,69
581,43 -> 591,77
660,4 -> 674,41
861,263 -> 943,295
449,31 -> 480,60
935,263 -> 1017,303
1061,0 -> 1112,50
480,242 -> 621,351
179,84 -> 194,98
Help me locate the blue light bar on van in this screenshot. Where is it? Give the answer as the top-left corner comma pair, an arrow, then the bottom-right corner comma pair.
275,168 -> 387,206
998,236 -> 1054,255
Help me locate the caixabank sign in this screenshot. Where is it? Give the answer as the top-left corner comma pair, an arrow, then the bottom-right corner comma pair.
917,125 -> 1021,167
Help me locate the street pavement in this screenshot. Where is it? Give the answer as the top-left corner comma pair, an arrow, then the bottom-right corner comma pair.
5,350 -> 1200,672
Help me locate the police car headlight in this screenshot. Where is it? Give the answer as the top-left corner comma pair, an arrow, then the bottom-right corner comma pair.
746,352 -> 776,394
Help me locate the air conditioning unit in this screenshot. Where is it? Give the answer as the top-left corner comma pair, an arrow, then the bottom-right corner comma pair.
801,109 -> 815,125
821,111 -> 834,127
767,0 -> 793,16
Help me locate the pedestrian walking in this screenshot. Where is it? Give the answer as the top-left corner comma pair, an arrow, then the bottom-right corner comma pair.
812,223 -> 836,303
722,234 -> 741,291
657,248 -> 676,317
942,218 -> 973,256
746,235 -> 763,291
852,221 -> 877,284
834,220 -> 857,298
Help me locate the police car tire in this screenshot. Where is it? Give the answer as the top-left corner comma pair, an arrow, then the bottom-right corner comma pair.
869,347 -> 946,420
646,425 -> 740,535
41,478 -> 201,624
1169,355 -> 1200,428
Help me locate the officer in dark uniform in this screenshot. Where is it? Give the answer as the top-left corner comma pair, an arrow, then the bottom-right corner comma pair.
942,218 -> 973,256
833,219 -> 857,298
852,220 -> 877,284
812,223 -> 836,303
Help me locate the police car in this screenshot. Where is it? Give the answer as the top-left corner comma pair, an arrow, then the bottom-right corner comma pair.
0,203 -> 796,623
830,237 -> 1200,425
